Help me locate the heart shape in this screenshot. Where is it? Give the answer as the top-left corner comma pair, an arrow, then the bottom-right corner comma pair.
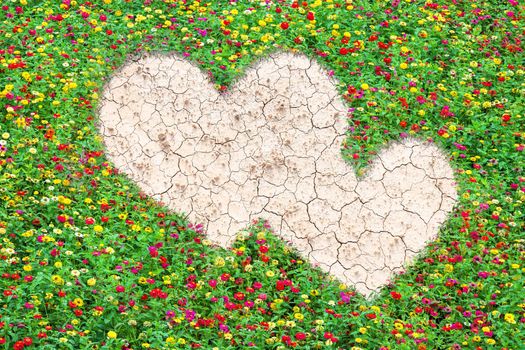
98,52 -> 457,297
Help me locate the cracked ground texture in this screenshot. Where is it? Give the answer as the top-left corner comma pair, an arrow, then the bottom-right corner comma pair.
98,52 -> 458,297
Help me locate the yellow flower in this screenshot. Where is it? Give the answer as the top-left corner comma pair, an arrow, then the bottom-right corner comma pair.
87,278 -> 96,286
51,275 -> 64,285
215,257 -> 225,267
107,331 -> 117,339
399,62 -> 408,69
294,313 -> 304,320
94,225 -> 103,233
266,270 -> 275,277
504,313 -> 516,324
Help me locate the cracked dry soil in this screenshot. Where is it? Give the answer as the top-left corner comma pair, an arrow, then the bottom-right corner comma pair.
98,52 -> 458,297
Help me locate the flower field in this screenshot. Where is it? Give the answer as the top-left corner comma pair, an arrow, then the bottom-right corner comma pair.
0,0 -> 524,349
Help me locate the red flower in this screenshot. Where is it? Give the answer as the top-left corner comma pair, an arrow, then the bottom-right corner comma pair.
295,332 -> 306,340
74,309 -> 83,316
280,22 -> 289,30
398,97 -> 409,109
116,285 -> 125,293
276,280 -> 286,291
23,338 -> 33,346
148,246 -> 159,258
306,12 -> 315,21
378,41 -> 390,50
390,291 -> 402,300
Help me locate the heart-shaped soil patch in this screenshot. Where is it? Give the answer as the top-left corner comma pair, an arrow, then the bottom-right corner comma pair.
98,52 -> 457,297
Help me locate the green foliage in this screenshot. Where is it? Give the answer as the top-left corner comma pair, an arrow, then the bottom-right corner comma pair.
0,0 -> 524,349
